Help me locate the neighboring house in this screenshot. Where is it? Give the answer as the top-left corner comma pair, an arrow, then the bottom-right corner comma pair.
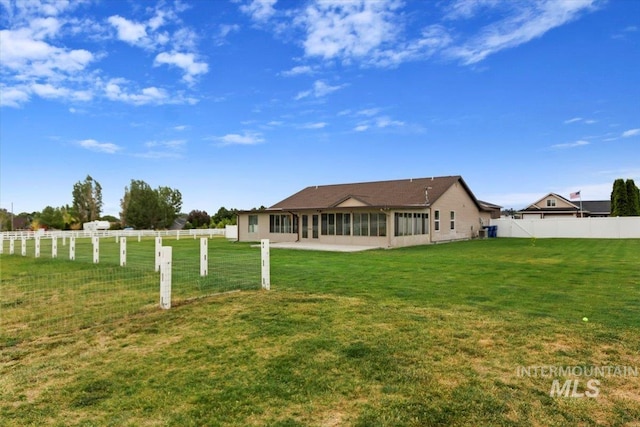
518,193 -> 611,218
237,175 -> 500,248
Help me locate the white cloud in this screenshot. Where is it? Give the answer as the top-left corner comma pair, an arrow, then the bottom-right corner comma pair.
108,15 -> 147,44
356,108 -> 381,117
215,24 -> 240,45
622,128 -> 640,138
299,0 -> 402,62
444,0 -> 598,65
551,140 -> 590,149
173,125 -> 188,131
301,122 -> 327,129
78,139 -> 121,154
281,65 -> 314,76
213,132 -> 265,146
354,124 -> 369,132
154,52 -> 209,84
295,80 -> 345,100
564,117 -> 583,124
0,85 -> 30,107
376,116 -> 404,128
104,78 -> 170,105
240,0 -> 277,22
145,139 -> 186,148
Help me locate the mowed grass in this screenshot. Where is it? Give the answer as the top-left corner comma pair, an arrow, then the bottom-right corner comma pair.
1,238 -> 639,426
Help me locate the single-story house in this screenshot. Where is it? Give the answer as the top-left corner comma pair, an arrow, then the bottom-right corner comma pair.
518,193 -> 611,218
237,175 -> 500,248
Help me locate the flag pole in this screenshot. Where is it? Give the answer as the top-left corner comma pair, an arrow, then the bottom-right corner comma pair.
579,192 -> 583,218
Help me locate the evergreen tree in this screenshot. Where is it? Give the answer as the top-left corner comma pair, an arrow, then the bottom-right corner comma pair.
611,178 -> 631,216
626,179 -> 640,216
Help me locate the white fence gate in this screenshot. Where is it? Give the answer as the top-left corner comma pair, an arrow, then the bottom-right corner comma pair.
490,217 -> 640,239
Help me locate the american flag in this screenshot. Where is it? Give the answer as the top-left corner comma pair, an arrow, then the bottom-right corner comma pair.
570,191 -> 581,200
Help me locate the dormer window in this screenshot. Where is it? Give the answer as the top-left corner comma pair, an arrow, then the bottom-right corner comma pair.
546,199 -> 557,207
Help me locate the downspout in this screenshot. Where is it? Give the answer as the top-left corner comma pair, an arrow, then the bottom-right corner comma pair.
289,211 -> 300,242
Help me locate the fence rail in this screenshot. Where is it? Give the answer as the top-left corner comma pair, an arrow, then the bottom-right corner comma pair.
490,217 -> 640,239
0,235 -> 267,341
0,227 -> 228,241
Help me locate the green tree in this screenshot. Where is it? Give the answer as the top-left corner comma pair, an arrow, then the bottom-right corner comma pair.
211,207 -> 237,228
611,179 -> 628,216
121,180 -> 158,229
626,179 -> 640,216
38,206 -> 65,229
187,210 -> 210,228
0,208 -> 11,231
120,180 -> 182,229
72,175 -> 103,224
156,186 -> 182,229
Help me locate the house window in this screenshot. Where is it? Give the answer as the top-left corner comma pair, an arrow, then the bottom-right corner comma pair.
369,213 -> 386,237
547,199 -> 557,207
434,210 -> 440,231
394,213 -> 428,236
450,211 -> 455,230
269,214 -> 298,233
321,213 -> 351,235
248,215 -> 258,233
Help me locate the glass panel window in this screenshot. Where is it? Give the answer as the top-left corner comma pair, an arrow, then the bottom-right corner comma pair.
343,213 -> 351,236
450,211 -> 455,230
248,215 -> 258,233
269,214 -> 297,234
378,213 -> 386,236
434,210 -> 440,232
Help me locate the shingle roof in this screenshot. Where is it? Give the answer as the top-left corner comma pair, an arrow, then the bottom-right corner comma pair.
269,175 -> 480,210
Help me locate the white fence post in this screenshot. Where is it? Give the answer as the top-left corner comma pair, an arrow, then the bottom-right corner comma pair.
70,236 -> 75,260
160,246 -> 172,309
92,236 -> 99,264
0,234 -> 3,254
35,235 -> 41,258
52,236 -> 58,258
200,237 -> 208,277
9,237 -> 15,255
177,230 -> 180,240
155,236 -> 162,272
261,239 -> 270,290
21,237 -> 26,256
120,236 -> 127,267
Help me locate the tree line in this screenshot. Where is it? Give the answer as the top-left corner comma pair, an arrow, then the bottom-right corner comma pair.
0,175 -> 248,231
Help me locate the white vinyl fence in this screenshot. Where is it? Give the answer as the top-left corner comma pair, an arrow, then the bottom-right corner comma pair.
490,217 -> 640,239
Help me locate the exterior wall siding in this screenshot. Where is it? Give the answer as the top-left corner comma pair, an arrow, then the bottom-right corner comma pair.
430,182 -> 482,243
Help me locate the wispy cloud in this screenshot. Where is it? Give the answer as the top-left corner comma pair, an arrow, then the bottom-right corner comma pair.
551,140 -> 590,149
564,117 -> 596,125
295,80 -> 346,100
154,51 -> 209,84
211,132 -> 265,146
77,139 -> 121,154
300,122 -> 327,129
281,65 -> 314,77
240,0 -> 277,22
276,0 -> 598,69
622,128 -> 640,138
443,0 -> 599,65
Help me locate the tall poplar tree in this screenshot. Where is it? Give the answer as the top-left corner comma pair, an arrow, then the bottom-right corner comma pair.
626,179 -> 640,216
72,175 -> 103,224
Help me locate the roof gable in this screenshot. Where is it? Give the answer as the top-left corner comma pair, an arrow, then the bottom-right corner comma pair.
269,175 -> 483,210
522,193 -> 578,211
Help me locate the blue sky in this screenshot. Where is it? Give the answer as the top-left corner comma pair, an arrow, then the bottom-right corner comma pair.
1,0 -> 638,217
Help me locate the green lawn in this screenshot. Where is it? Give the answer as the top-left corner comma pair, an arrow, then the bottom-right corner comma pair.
1,238 -> 639,426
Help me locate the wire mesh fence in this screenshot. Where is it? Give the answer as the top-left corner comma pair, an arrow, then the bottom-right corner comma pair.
0,236 -> 263,341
